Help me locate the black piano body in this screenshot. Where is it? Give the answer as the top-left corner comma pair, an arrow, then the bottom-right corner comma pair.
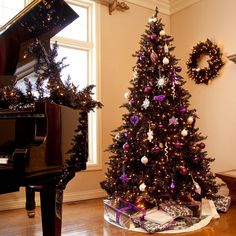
0,1 -> 83,236
0,101 -> 86,235
0,101 -> 83,192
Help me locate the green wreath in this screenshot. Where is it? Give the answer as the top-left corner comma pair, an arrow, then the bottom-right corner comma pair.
186,39 -> 224,85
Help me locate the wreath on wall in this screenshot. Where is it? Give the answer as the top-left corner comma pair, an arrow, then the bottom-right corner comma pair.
186,39 -> 224,85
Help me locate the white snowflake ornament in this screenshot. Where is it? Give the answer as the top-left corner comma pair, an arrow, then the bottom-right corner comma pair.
147,128 -> 154,142
142,98 -> 150,109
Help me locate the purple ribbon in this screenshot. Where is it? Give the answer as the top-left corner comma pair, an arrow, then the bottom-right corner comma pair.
154,94 -> 166,102
115,198 -> 146,224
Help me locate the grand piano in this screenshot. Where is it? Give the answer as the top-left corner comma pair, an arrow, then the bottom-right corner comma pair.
0,1 -> 89,236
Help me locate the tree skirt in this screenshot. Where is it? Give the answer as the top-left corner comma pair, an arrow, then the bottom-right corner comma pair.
104,214 -> 212,234
104,199 -> 219,234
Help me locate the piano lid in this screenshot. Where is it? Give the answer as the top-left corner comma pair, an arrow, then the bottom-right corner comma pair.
0,0 -> 79,76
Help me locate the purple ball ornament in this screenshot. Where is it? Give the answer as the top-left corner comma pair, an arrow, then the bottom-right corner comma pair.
130,114 -> 140,126
170,181 -> 176,189
179,106 -> 187,113
144,85 -> 152,93
150,33 -> 157,40
152,145 -> 161,153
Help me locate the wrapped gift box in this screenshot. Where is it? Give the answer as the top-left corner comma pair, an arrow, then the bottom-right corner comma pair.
183,201 -> 201,217
104,198 -> 145,229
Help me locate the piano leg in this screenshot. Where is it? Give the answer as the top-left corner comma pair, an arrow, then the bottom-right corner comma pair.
25,186 -> 36,218
40,188 -> 63,236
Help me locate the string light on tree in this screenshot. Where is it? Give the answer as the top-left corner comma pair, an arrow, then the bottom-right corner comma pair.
101,7 -> 218,212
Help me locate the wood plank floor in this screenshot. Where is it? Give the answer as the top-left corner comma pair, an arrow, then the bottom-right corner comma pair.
0,198 -> 235,236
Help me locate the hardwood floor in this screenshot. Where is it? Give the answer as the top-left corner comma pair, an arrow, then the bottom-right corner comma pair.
0,198 -> 235,236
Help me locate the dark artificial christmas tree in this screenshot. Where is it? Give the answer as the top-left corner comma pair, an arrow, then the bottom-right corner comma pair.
101,8 -> 218,209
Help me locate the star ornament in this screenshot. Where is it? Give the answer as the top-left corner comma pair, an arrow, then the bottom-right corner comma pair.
119,173 -> 131,184
156,76 -> 167,88
169,116 -> 179,126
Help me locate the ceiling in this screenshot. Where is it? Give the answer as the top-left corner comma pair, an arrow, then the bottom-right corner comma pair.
125,0 -> 201,15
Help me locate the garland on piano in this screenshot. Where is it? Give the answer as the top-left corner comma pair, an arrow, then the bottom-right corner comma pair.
0,40 -> 103,188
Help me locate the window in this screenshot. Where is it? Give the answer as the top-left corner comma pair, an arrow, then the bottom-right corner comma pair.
0,0 -> 101,169
0,0 -> 25,25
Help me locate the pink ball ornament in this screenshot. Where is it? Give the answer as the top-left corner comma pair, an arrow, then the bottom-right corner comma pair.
174,141 -> 183,149
144,85 -> 152,93
123,143 -> 129,151
180,166 -> 187,175
152,145 -> 161,153
175,66 -> 182,73
193,156 -> 200,163
198,142 -> 206,149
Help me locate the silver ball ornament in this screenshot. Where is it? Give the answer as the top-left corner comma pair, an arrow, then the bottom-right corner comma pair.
141,156 -> 148,164
181,129 -> 188,137
159,30 -> 166,36
163,57 -> 169,65
139,183 -> 146,192
187,116 -> 194,124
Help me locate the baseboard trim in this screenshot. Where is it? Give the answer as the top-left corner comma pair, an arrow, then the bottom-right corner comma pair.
0,189 -> 106,211
63,189 -> 106,203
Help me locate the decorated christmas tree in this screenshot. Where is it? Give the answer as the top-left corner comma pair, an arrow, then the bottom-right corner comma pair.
101,8 -> 218,209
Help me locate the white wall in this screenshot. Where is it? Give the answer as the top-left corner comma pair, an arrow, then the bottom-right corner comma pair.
171,0 -> 236,172
0,2 -> 170,210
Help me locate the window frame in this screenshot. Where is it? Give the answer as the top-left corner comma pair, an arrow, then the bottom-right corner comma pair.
51,0 -> 101,170
0,0 -> 102,170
